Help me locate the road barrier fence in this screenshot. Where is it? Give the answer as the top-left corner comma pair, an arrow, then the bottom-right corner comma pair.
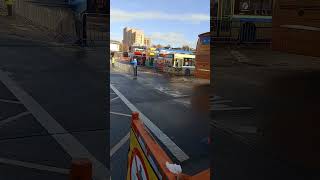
81,12 -> 108,47
213,17 -> 272,43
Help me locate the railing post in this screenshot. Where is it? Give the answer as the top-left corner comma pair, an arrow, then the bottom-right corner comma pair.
82,13 -> 87,46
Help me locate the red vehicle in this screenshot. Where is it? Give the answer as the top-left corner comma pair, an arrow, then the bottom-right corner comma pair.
131,51 -> 147,65
155,53 -> 166,71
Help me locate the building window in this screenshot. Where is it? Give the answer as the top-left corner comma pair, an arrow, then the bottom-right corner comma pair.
200,35 -> 210,45
234,0 -> 272,16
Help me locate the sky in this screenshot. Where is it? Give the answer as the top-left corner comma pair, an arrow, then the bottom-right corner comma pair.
110,0 -> 210,48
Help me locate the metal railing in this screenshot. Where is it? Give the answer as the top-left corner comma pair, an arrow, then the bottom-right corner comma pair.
81,12 -> 108,47
213,18 -> 272,43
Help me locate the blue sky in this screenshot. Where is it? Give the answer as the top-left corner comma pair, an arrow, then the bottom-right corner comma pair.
110,0 -> 210,48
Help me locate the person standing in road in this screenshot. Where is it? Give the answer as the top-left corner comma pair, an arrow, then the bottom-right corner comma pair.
131,58 -> 138,77
5,0 -> 13,16
111,55 -> 115,68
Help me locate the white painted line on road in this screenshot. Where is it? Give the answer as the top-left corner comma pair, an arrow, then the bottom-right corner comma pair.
110,132 -> 130,157
110,84 -> 190,162
0,70 -> 109,180
0,157 -> 69,174
211,104 -> 229,108
211,107 -> 253,111
0,111 -> 31,127
212,100 -> 233,104
236,126 -> 257,134
0,99 -> 22,104
210,120 -> 257,150
110,96 -> 119,102
110,92 -> 116,95
110,111 -> 131,117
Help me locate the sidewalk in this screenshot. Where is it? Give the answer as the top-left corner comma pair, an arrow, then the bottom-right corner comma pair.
216,44 -> 320,70
212,44 -> 320,180
0,13 -> 109,180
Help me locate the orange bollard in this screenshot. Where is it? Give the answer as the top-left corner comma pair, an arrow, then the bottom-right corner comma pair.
131,112 -> 139,122
69,159 -> 92,180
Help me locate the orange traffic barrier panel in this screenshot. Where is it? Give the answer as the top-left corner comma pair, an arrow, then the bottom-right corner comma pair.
69,159 -> 92,180
127,112 -> 210,180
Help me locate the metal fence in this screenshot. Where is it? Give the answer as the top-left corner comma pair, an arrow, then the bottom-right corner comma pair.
213,18 -> 272,43
81,12 -> 108,47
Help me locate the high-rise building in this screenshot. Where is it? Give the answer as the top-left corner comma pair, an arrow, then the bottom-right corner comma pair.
144,37 -> 151,47
122,27 -> 151,51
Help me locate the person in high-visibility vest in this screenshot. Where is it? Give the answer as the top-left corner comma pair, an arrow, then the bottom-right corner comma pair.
4,0 -> 13,16
111,56 -> 115,68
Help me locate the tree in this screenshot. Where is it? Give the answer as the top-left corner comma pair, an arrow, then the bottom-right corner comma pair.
182,45 -> 191,51
165,44 -> 171,49
156,44 -> 163,49
119,43 -> 123,52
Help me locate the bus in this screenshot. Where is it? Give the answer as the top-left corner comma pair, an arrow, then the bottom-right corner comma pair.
213,0 -> 272,42
154,53 -> 166,71
130,51 -> 143,65
145,48 -> 157,67
163,53 -> 196,76
195,32 -> 210,79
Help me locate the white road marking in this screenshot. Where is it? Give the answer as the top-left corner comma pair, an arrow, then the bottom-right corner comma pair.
210,120 -> 257,149
210,95 -> 253,111
155,86 -> 188,98
211,104 -> 229,108
173,98 -> 192,108
211,107 -> 253,111
235,126 -> 257,134
212,100 -> 233,104
110,132 -> 130,157
0,99 -> 22,104
0,157 -> 69,174
0,70 -> 109,180
110,84 -> 189,162
110,96 -> 119,102
0,111 -> 31,127
110,92 -> 116,95
110,111 -> 131,117
210,96 -> 221,100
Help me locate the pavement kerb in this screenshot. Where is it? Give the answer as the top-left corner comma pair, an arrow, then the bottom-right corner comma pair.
113,61 -> 132,74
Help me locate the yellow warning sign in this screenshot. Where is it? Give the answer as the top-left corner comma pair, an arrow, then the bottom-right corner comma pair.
127,128 -> 159,180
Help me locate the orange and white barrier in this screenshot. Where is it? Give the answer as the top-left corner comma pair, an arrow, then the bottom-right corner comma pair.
127,112 -> 210,180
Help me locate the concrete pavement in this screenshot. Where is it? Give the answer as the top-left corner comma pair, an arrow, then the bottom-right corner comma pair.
0,14 -> 109,179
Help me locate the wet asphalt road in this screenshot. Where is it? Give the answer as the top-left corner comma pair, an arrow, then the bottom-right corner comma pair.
110,68 -> 210,179
211,46 -> 320,180
0,34 -> 108,179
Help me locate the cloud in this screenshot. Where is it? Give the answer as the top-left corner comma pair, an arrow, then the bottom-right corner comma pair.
150,32 -> 196,48
110,8 -> 209,24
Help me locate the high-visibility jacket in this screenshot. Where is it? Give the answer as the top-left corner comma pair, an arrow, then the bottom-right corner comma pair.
5,0 -> 14,5
112,57 -> 115,64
